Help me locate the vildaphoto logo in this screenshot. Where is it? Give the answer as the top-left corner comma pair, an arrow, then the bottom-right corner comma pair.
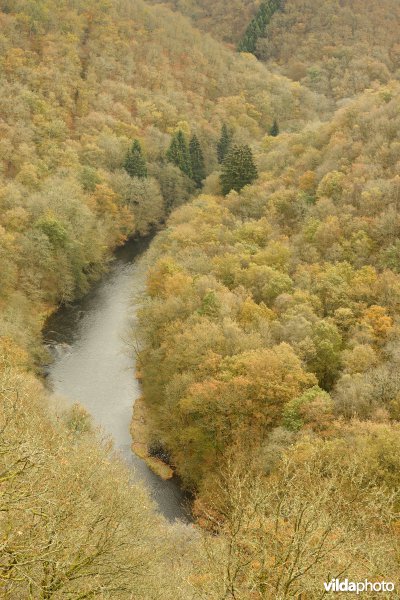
324,579 -> 395,594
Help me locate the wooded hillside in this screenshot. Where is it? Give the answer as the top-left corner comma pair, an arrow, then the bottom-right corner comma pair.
155,0 -> 400,102
0,0 -> 321,361
147,0 -> 261,43
2,0 -> 400,597
0,0 -> 327,596
256,0 -> 400,100
138,82 -> 400,595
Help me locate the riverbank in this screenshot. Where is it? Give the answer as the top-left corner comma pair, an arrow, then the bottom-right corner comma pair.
131,395 -> 174,480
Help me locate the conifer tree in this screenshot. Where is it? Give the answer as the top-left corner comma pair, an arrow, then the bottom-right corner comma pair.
124,139 -> 148,178
189,134 -> 205,188
269,119 -> 279,137
220,144 -> 258,195
166,130 -> 192,178
217,123 -> 232,164
238,0 -> 281,55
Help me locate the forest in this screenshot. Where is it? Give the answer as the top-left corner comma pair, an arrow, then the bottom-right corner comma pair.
147,0 -> 261,44
1,0 -> 400,598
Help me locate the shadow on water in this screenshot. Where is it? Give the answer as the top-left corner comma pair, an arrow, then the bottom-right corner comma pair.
43,235 -> 192,522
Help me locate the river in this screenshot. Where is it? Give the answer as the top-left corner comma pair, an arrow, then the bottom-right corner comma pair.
43,236 -> 190,522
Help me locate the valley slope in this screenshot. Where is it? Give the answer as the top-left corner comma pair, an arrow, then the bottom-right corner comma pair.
2,0 -> 400,598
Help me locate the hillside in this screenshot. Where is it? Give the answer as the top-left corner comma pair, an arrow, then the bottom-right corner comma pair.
252,0 -> 400,101
2,0 -> 400,597
138,83 -> 400,593
0,358 -> 198,598
0,0 -> 328,597
140,81 -> 400,477
155,0 -> 400,102
0,0 -> 322,361
146,0 -> 261,43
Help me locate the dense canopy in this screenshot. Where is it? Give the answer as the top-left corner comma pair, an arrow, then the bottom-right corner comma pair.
2,0 -> 400,597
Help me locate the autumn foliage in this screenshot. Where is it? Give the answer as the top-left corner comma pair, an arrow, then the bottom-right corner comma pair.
2,0 -> 400,597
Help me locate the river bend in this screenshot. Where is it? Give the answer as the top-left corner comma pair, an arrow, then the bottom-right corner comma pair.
44,237 -> 189,522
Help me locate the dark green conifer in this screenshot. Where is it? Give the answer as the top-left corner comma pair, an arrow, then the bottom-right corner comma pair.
123,139 -> 148,178
220,144 -> 258,195
189,134 -> 205,188
166,130 -> 192,178
217,123 -> 232,164
238,0 -> 281,55
269,119 -> 279,137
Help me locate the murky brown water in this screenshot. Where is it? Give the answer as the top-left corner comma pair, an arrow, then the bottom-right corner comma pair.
43,237 -> 190,522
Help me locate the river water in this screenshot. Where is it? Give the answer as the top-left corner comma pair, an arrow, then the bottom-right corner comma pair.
43,237 -> 190,522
